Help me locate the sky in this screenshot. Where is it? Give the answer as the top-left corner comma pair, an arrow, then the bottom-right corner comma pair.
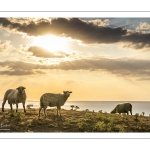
1,17 -> 150,101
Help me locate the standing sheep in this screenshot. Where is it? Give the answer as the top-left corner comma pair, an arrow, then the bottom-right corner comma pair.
38,91 -> 72,118
2,86 -> 27,113
110,103 -> 132,115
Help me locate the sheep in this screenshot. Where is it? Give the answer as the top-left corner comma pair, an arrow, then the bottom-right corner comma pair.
38,91 -> 72,118
2,86 -> 27,113
110,103 -> 132,115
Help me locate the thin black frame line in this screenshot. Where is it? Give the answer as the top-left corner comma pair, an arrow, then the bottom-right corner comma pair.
1,11 -> 150,12
0,138 -> 150,139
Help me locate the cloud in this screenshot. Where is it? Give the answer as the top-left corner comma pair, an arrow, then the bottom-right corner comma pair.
0,70 -> 43,76
0,18 -> 127,44
27,46 -> 64,58
88,19 -> 110,26
121,32 -> 150,49
136,22 -> 150,31
1,17 -> 150,50
1,57 -> 150,80
0,40 -> 12,52
0,61 -> 45,75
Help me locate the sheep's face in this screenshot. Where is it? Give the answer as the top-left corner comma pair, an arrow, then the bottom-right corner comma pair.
63,91 -> 72,97
16,86 -> 26,94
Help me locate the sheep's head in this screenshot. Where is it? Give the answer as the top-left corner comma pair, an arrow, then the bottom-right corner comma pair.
16,86 -> 26,94
110,108 -> 116,114
63,91 -> 72,97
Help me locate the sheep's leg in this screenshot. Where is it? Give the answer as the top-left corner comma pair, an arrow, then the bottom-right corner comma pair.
23,103 -> 26,113
2,102 -> 5,112
38,107 -> 42,117
43,107 -> 47,118
56,106 -> 59,116
127,111 -> 129,115
16,103 -> 18,112
10,104 -> 13,112
130,109 -> 132,115
59,106 -> 61,117
2,101 -> 6,112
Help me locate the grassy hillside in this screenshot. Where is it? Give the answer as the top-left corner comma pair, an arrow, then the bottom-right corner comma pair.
0,108 -> 150,132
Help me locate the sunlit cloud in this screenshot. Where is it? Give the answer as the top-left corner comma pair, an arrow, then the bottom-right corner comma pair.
27,46 -> 66,58
136,22 -> 150,32
31,34 -> 69,52
1,57 -> 150,81
0,40 -> 13,52
1,17 -> 150,51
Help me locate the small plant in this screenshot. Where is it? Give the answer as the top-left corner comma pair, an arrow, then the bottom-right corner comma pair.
134,113 -> 139,124
64,118 -> 72,125
141,112 -> 145,116
93,121 -> 105,131
85,113 -> 93,119
26,104 -> 33,109
70,105 -> 74,110
77,119 -> 88,131
15,112 -> 25,121
26,104 -> 33,112
114,125 -> 125,132
103,117 -> 113,124
26,119 -> 33,127
5,111 -> 25,121
121,113 -> 127,121
135,113 -> 139,117
3,119 -> 9,124
99,110 -> 103,113
85,109 -> 89,112
96,114 -> 104,121
74,106 -> 80,111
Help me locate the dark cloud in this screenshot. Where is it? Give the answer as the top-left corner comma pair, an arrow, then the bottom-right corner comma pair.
0,18 -> 127,44
1,58 -> 150,80
27,46 -> 63,58
122,33 -> 150,49
1,18 -> 150,49
0,61 -> 46,75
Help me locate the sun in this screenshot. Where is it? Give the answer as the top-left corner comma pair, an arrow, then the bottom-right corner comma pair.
31,34 -> 69,52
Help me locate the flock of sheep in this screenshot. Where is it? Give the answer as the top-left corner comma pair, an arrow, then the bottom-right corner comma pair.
1,86 -> 132,118
1,86 -> 72,118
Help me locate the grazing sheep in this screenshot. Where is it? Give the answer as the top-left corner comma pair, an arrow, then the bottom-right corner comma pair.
2,86 -> 27,113
38,91 -> 72,118
110,103 -> 132,115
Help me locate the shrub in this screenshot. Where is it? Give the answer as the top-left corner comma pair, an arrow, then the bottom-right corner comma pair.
64,118 -> 72,125
5,111 -> 25,121
98,110 -> 103,113
77,118 -> 88,131
93,121 -> 112,132
26,119 -> 33,127
96,114 -> 104,121
114,125 -> 125,132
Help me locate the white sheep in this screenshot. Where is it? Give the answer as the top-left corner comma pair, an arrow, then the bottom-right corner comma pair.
110,103 -> 132,115
38,91 -> 72,118
2,86 -> 27,113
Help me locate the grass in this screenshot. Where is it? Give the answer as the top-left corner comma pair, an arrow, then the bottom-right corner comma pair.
1,108 -> 150,132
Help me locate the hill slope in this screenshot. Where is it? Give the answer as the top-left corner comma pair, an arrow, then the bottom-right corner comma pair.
0,108 -> 150,132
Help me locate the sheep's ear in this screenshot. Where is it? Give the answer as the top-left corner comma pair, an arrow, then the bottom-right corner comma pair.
63,91 -> 66,93
23,87 -> 26,89
69,91 -> 72,93
16,87 -> 19,90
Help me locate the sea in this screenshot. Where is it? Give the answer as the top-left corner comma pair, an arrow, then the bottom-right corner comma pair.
0,100 -> 150,116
